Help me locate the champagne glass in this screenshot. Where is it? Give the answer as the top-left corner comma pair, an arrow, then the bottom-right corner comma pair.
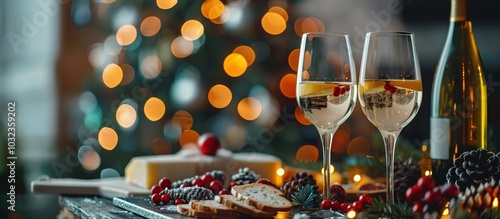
296,32 -> 357,205
358,32 -> 422,204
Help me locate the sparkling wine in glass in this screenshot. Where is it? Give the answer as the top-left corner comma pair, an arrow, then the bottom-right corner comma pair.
358,32 -> 422,204
296,32 -> 357,205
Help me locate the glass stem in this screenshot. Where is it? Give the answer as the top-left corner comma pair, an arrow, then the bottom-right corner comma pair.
317,127 -> 338,200
380,130 -> 400,204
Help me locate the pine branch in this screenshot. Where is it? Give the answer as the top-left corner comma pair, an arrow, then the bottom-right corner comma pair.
291,184 -> 319,210
361,197 -> 418,219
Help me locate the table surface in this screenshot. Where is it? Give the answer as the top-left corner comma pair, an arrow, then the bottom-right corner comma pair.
58,196 -> 345,219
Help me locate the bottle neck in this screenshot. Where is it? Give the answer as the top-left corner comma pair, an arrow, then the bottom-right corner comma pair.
450,0 -> 467,22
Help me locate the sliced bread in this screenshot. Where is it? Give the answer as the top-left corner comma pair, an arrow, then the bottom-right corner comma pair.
178,202 -> 239,219
231,183 -> 292,212
177,203 -> 211,218
216,194 -> 275,218
189,199 -> 237,217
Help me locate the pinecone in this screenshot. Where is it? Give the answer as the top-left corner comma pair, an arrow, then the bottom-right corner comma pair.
457,178 -> 500,214
280,172 -> 318,200
446,148 -> 500,191
162,186 -> 214,203
171,170 -> 226,188
231,167 -> 260,185
394,158 -> 421,201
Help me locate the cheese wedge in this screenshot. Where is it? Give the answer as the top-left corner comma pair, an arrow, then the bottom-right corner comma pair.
125,148 -> 283,189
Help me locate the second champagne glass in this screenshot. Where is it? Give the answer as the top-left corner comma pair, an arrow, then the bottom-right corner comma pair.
296,32 -> 357,203
358,32 -> 422,204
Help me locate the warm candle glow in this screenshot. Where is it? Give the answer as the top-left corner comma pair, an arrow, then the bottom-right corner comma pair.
321,165 -> 334,175
276,168 -> 285,176
347,210 -> 356,218
442,207 -> 449,216
353,174 -> 361,183
493,197 -> 498,208
425,170 -> 431,176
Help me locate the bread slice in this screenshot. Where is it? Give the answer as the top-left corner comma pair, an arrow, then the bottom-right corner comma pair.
231,183 -> 292,212
178,202 -> 239,219
216,194 -> 275,218
189,199 -> 237,217
177,204 -> 211,218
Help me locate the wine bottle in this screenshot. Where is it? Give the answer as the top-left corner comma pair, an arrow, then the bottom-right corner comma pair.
430,0 -> 488,185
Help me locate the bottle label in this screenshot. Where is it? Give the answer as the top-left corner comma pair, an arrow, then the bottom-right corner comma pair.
430,117 -> 450,159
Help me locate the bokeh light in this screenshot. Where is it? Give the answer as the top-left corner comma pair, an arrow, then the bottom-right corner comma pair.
294,106 -> 312,125
296,145 -> 319,162
208,84 -> 232,109
172,110 -> 193,131
78,91 -> 97,113
140,16 -> 161,37
98,127 -> 118,150
347,136 -> 370,156
78,146 -> 101,171
268,6 -> 288,21
179,129 -> 199,147
181,20 -> 204,41
233,45 -> 255,67
144,97 -> 166,121
102,63 -> 123,88
237,97 -> 262,121
261,12 -> 286,35
100,168 -> 120,178
171,76 -> 199,106
156,0 -> 177,10
277,168 -> 285,176
279,73 -> 296,98
120,64 -> 135,85
288,49 -> 300,72
201,0 -> 225,19
116,24 -> 137,46
140,55 -> 162,79
332,129 -> 350,153
171,36 -> 194,58
116,103 -> 137,128
223,53 -> 247,77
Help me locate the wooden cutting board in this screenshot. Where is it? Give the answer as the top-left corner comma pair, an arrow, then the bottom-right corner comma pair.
31,177 -> 150,198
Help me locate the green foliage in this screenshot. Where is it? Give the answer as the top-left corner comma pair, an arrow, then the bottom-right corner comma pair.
360,197 -> 418,219
291,184 -> 319,210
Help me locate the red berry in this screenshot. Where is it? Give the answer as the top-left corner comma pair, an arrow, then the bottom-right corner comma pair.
151,185 -> 163,194
333,87 -> 340,96
384,82 -> 392,91
351,201 -> 364,212
219,189 -> 231,195
417,176 -> 435,191
255,178 -> 273,186
161,194 -> 170,204
321,200 -> 332,210
346,204 -> 353,212
180,183 -> 190,188
340,203 -> 349,213
174,198 -> 183,205
331,201 -> 341,211
192,178 -> 205,187
344,86 -> 350,91
329,184 -> 346,202
389,86 -> 397,93
198,133 -> 221,156
406,185 -> 423,202
358,194 -> 372,206
412,201 -> 423,215
440,184 -> 459,199
151,193 -> 161,204
423,190 -> 440,205
339,87 -> 346,95
209,180 -> 224,193
159,177 -> 172,190
230,181 -> 239,188
201,174 -> 215,185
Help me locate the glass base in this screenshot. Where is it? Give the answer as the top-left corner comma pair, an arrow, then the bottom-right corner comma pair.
293,209 -> 345,219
